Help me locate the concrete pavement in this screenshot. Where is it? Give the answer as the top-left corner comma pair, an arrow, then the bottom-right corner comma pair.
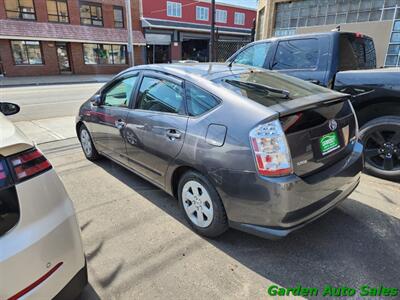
36,137 -> 399,300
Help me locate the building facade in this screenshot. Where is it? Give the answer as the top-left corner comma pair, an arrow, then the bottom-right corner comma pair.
140,0 -> 257,63
256,0 -> 400,68
0,0 -> 146,77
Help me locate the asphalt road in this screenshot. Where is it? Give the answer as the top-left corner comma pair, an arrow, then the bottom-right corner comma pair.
38,138 -> 400,300
1,83 -> 104,121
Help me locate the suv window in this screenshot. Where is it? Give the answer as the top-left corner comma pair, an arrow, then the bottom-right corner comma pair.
233,43 -> 271,67
186,83 -> 219,116
136,77 -> 184,113
104,76 -> 138,107
339,34 -> 376,70
272,39 -> 319,70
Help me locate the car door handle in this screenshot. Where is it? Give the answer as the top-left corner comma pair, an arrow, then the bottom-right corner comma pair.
115,119 -> 126,129
166,129 -> 181,140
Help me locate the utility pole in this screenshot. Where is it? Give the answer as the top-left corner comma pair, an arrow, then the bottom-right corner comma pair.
209,0 -> 215,62
125,0 -> 134,66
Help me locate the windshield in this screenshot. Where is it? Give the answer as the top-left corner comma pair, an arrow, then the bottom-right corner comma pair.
214,70 -> 333,107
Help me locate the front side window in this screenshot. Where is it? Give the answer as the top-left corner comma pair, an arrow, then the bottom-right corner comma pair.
272,39 -> 319,70
83,44 -> 127,65
215,9 -> 227,23
196,6 -> 209,21
186,82 -> 219,116
167,1 -> 182,18
47,0 -> 68,23
234,12 -> 245,25
5,0 -> 36,20
11,40 -> 43,65
113,6 -> 124,28
136,77 -> 184,114
80,3 -> 103,26
104,76 -> 138,108
233,43 -> 271,68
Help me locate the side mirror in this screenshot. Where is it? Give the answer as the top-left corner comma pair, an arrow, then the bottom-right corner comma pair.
0,102 -> 20,116
90,94 -> 102,106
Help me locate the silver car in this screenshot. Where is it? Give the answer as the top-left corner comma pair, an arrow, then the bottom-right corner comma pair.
0,102 -> 87,299
76,63 -> 363,239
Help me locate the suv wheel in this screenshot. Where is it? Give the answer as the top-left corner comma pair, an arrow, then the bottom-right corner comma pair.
178,171 -> 228,238
360,116 -> 400,181
79,125 -> 100,161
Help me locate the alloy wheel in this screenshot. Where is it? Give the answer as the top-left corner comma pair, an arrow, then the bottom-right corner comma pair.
364,126 -> 400,172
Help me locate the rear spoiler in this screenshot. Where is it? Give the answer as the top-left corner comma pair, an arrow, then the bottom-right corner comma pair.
270,92 -> 350,117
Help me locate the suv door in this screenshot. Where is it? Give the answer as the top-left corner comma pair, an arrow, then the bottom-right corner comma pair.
124,72 -> 188,186
89,73 -> 139,162
270,37 -> 329,86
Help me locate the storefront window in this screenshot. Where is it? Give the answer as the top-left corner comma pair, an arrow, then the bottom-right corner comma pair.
5,0 -> 36,20
83,44 -> 126,65
113,6 -> 124,28
11,40 -> 43,65
47,0 -> 69,23
80,3 -> 103,26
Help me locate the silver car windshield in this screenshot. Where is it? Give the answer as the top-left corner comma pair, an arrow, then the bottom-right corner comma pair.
214,70 -> 333,107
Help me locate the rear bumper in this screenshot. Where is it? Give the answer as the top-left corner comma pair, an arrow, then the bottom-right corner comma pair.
215,141 -> 364,239
0,170 -> 86,299
54,263 -> 88,300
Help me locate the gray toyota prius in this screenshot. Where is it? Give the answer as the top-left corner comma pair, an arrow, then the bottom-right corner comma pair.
76,63 -> 363,239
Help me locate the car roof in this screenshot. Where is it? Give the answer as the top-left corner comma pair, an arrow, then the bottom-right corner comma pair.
250,31 -> 372,45
123,63 -> 254,80
0,113 -> 33,157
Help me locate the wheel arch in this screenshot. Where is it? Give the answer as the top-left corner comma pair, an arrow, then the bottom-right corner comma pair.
356,98 -> 400,128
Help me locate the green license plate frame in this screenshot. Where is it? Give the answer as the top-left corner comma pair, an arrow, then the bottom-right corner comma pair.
319,131 -> 340,155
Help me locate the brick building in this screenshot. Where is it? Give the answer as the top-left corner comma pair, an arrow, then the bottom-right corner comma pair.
0,0 -> 145,77
140,0 -> 256,63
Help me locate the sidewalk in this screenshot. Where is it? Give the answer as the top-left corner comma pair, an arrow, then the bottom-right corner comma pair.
0,74 -> 115,88
14,116 -> 77,144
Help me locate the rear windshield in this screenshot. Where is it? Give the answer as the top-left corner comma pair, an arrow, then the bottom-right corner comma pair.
339,34 -> 376,71
214,70 -> 333,107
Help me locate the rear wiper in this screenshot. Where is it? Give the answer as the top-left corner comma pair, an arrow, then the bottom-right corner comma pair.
224,79 -> 291,99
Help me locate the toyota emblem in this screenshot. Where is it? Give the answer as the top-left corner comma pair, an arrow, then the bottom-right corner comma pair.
328,119 -> 338,131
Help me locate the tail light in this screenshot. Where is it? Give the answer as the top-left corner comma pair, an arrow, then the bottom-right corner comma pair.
250,119 -> 293,177
9,148 -> 52,183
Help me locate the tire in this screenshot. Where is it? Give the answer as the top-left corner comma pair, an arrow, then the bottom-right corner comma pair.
178,171 -> 228,238
359,116 -> 400,181
79,124 -> 100,161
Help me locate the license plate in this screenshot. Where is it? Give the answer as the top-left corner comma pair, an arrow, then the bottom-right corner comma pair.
319,132 -> 340,155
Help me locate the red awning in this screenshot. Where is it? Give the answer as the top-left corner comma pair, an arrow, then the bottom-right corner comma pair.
0,20 -> 146,45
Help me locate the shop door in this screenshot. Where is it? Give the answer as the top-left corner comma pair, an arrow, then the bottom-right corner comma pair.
146,45 -> 171,64
56,42 -> 72,73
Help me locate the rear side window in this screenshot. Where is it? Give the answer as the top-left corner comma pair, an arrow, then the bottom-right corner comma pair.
339,34 -> 376,70
136,76 -> 184,114
186,82 -> 219,116
272,39 -> 319,70
233,42 -> 271,67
